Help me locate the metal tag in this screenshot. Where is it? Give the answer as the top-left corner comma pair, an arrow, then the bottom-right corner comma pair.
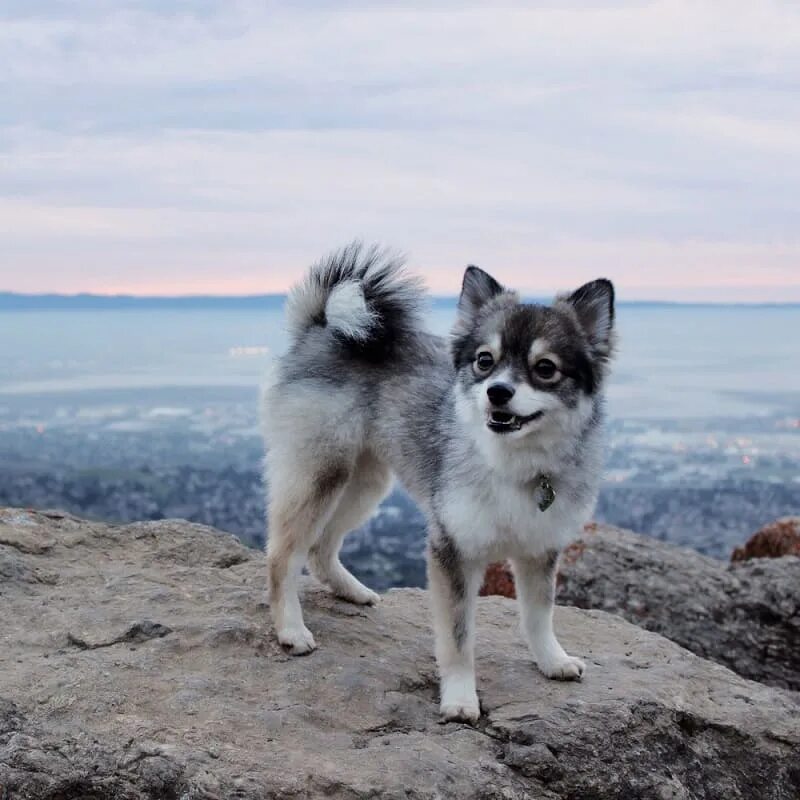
538,475 -> 556,512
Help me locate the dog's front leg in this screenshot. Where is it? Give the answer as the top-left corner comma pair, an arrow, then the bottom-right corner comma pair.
428,531 -> 484,723
512,551 -> 585,680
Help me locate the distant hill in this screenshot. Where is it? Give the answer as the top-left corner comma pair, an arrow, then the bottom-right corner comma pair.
0,292 -> 287,311
0,293 -> 461,311
0,292 -> 797,311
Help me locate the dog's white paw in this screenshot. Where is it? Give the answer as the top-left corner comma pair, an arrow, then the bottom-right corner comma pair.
439,679 -> 480,724
318,564 -> 380,606
440,697 -> 481,724
538,655 -> 585,681
277,625 -> 317,655
337,585 -> 380,606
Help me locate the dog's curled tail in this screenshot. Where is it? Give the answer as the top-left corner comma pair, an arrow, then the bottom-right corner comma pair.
286,242 -> 425,360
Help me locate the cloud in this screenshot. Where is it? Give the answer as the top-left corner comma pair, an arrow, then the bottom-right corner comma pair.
0,1 -> 799,299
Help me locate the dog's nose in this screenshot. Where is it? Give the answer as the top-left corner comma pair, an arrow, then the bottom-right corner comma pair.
487,383 -> 515,406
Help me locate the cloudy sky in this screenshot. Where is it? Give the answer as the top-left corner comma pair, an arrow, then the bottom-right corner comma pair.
1,1 -> 799,300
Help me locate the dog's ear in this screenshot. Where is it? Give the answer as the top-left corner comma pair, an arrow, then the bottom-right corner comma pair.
452,266 -> 515,366
564,279 -> 615,359
457,266 -> 504,322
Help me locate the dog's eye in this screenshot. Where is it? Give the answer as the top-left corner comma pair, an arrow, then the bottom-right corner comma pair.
533,358 -> 559,380
475,351 -> 495,373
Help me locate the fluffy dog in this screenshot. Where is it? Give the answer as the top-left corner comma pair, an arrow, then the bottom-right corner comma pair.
262,243 -> 615,722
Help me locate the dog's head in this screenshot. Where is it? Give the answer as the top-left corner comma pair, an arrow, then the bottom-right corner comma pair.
452,266 -> 615,448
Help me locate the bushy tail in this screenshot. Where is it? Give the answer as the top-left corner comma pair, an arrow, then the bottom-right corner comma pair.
286,242 -> 425,361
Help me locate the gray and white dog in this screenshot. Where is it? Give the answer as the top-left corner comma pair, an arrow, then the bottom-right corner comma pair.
262,243 -> 615,722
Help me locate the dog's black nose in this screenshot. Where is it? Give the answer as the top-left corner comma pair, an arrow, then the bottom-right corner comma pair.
487,383 -> 515,406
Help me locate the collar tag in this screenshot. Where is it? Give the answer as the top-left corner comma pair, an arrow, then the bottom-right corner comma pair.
538,474 -> 556,512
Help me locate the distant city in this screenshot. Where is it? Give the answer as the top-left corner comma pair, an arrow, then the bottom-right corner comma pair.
1,392 -> 797,590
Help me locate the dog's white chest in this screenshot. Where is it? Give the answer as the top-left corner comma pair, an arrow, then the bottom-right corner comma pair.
438,475 -> 588,561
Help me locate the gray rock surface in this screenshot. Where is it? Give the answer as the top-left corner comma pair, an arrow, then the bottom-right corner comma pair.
1,508 -> 799,800
558,524 -> 800,691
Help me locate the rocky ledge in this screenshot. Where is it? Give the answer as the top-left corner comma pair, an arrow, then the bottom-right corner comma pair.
1,508 -> 799,800
560,524 -> 800,692
482,523 -> 800,691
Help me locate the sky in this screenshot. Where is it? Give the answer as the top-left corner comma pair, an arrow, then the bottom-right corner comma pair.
1,1 -> 799,301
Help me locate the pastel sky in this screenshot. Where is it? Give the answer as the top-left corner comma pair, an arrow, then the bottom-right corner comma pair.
1,1 -> 799,300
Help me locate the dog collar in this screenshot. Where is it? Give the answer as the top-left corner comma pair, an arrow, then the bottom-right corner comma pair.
537,474 -> 556,512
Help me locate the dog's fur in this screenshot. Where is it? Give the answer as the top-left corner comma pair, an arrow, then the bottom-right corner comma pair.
262,242 -> 615,722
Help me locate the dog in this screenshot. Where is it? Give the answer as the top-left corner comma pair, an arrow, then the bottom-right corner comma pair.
261,242 -> 615,722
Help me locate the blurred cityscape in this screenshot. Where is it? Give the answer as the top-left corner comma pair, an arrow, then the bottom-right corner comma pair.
1,393 -> 798,590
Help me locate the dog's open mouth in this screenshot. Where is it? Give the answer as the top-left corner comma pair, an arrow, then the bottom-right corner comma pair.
487,409 -> 544,433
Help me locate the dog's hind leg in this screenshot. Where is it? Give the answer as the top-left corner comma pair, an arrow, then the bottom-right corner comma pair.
512,551 -> 585,680
266,458 -> 351,655
308,451 -> 392,605
428,523 -> 486,724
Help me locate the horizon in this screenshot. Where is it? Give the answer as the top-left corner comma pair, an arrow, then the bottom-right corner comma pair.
2,288 -> 800,308
1,3 -> 799,302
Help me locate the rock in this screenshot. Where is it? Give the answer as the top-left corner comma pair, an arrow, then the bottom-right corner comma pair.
480,524 -> 800,691
1,508 -> 799,799
731,517 -> 800,562
480,561 -> 516,599
557,523 -> 800,691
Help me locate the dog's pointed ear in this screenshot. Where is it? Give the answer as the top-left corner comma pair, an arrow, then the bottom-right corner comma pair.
458,266 -> 504,322
564,278 -> 615,358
